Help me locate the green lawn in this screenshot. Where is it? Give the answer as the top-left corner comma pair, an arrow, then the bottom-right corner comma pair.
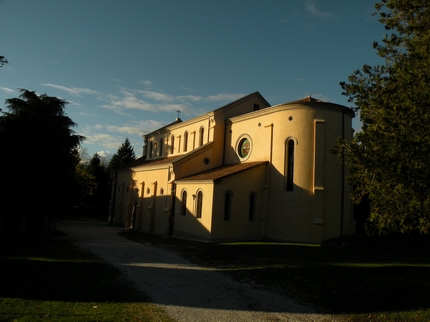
119,231 -> 430,322
2,225 -> 429,322
0,236 -> 174,322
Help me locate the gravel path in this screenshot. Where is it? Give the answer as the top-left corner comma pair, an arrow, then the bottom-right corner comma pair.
57,221 -> 338,322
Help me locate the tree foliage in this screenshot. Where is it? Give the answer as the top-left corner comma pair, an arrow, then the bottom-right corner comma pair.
0,55 -> 7,68
0,89 -> 85,235
336,0 -> 430,235
85,153 -> 112,210
108,138 -> 136,178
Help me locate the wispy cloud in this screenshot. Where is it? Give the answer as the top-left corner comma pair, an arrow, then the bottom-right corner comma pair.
101,89 -> 190,114
92,119 -> 165,138
139,80 -> 152,87
0,87 -> 14,93
140,90 -> 175,102
84,132 -> 122,150
42,83 -> 99,96
41,82 -> 246,118
100,88 -> 247,116
306,2 -> 334,19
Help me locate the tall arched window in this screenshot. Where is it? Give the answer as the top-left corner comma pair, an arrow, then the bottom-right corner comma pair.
224,191 -> 232,221
285,139 -> 295,191
196,191 -> 203,218
170,135 -> 175,154
184,131 -> 188,152
181,190 -> 187,216
249,193 -> 256,221
199,126 -> 204,147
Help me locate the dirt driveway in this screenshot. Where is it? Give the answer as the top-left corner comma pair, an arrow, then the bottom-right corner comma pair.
57,221 -> 337,322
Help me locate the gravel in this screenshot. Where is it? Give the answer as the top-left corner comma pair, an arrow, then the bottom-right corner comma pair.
57,221 -> 339,322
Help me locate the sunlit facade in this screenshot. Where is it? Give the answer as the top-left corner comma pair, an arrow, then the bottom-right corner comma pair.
109,92 -> 355,243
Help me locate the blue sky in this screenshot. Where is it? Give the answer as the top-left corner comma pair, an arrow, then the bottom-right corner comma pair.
0,0 -> 385,160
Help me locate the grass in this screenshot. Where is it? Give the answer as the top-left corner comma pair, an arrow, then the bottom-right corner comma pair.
0,236 -> 174,322
119,230 -> 430,321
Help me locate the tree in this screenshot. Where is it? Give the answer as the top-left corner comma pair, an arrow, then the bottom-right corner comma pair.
0,89 -> 85,236
0,55 -> 7,68
108,138 -> 136,178
336,0 -> 430,235
84,153 -> 112,217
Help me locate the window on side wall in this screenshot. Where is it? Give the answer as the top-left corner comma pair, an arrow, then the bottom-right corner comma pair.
184,131 -> 188,152
170,135 -> 175,154
159,138 -> 163,157
181,190 -> 187,216
199,126 -> 204,146
196,191 -> 203,218
148,141 -> 153,158
285,139 -> 295,191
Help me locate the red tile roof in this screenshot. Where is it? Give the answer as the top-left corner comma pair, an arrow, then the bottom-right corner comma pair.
177,161 -> 267,181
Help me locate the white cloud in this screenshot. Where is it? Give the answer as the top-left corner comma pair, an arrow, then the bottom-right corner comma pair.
106,119 -> 165,135
85,133 -> 122,149
107,125 -> 143,135
0,87 -> 14,93
139,80 -> 152,87
177,95 -> 202,102
96,150 -> 114,162
140,90 -> 174,102
306,2 -> 334,18
102,89 -> 191,114
42,83 -> 99,96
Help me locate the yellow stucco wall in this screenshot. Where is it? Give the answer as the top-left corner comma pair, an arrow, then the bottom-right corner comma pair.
173,181 -> 214,240
109,94 -> 354,243
210,164 -> 267,240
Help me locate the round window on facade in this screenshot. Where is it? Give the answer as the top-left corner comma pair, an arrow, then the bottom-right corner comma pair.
237,136 -> 251,159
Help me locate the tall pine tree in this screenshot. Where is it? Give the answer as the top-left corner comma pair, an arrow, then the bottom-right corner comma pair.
108,138 -> 136,178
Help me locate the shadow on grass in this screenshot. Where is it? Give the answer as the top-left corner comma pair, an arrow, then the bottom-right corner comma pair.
0,238 -> 146,303
120,230 -> 430,315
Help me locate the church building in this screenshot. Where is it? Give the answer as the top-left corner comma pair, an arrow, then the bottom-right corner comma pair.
109,92 -> 355,243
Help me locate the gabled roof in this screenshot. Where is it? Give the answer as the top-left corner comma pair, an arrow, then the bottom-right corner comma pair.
120,155 -> 180,169
177,161 -> 267,181
213,91 -> 270,113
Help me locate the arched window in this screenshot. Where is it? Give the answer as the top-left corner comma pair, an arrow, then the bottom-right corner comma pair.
249,193 -> 256,221
199,126 -> 204,146
285,139 -> 295,191
224,191 -> 232,221
170,135 -> 175,154
184,131 -> 188,152
181,190 -> 187,216
159,138 -> 164,157
196,190 -> 203,218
